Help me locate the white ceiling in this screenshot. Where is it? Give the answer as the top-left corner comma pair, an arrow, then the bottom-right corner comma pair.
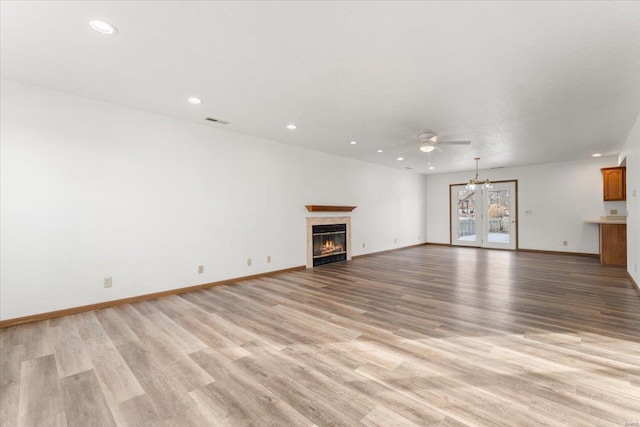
2,1 -> 640,174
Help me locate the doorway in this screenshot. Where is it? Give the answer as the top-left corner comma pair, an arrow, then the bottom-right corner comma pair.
450,181 -> 517,250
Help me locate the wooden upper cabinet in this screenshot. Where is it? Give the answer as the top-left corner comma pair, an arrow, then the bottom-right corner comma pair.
601,167 -> 626,201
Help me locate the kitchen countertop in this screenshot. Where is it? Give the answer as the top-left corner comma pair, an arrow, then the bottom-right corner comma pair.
584,218 -> 627,224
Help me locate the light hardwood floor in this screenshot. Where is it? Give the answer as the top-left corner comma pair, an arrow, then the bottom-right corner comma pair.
1,246 -> 639,426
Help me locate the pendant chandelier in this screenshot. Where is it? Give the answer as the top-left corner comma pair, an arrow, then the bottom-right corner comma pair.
466,157 -> 492,190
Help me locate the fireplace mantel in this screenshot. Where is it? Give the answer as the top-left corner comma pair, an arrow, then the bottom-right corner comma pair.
305,205 -> 357,212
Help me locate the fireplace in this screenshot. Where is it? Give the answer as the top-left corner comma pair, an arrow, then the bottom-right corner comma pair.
312,224 -> 347,266
306,216 -> 351,268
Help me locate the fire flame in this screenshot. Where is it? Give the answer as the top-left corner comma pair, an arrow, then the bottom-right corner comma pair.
321,239 -> 343,255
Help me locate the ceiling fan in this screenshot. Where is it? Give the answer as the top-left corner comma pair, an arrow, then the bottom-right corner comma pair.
414,132 -> 471,153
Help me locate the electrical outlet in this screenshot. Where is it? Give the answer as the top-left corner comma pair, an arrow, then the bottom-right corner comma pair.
610,209 -> 618,215
247,258 -> 252,267
525,210 -> 532,215
104,277 -> 112,288
198,265 -> 204,274
563,241 -> 568,246
394,238 -> 397,244
362,243 -> 365,248
267,255 -> 271,263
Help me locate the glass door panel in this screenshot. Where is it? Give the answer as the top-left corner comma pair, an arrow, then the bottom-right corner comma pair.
451,186 -> 481,247
486,188 -> 510,243
482,182 -> 516,250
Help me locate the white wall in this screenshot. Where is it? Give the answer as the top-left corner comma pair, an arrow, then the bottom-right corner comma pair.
0,80 -> 427,320
426,156 -> 623,253
620,111 -> 640,286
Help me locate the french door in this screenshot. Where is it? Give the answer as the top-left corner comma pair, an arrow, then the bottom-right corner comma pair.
450,181 -> 517,250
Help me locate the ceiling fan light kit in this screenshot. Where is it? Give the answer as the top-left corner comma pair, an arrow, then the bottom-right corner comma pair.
419,144 -> 436,153
466,157 -> 492,190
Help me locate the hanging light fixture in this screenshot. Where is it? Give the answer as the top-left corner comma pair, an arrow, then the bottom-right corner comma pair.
466,157 -> 492,190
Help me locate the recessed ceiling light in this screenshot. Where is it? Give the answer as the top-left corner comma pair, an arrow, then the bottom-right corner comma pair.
350,141 -> 357,145
187,97 -> 202,105
287,124 -> 297,130
397,157 -> 404,161
89,20 -> 118,35
592,153 -> 602,157
377,150 -> 383,153
429,166 -> 435,170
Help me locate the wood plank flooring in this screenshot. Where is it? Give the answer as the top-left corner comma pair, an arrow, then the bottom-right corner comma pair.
1,246 -> 639,426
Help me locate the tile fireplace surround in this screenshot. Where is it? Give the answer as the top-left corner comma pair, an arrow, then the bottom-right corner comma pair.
306,216 -> 352,268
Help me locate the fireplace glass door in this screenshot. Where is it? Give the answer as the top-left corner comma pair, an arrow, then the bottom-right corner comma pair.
312,224 -> 347,266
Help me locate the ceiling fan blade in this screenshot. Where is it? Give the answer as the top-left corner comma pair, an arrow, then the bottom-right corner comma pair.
438,140 -> 471,145
390,141 -> 417,150
396,146 -> 417,155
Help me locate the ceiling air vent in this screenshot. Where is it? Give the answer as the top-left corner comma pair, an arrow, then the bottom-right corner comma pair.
205,117 -> 230,125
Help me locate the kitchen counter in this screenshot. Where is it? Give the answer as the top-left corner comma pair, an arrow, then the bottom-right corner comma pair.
584,216 -> 627,225
584,219 -> 627,224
